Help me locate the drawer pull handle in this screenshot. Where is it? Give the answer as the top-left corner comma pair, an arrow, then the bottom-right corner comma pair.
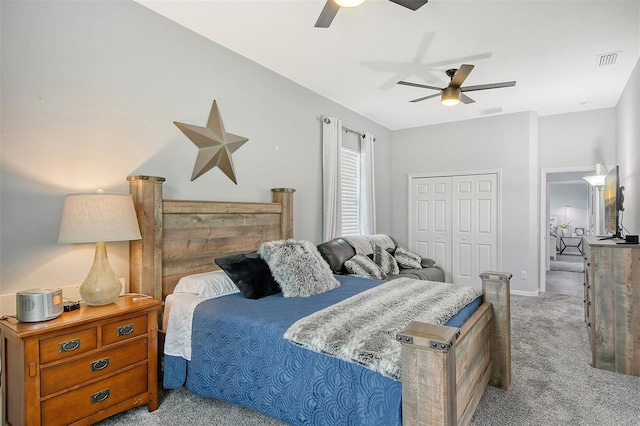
90,357 -> 110,372
91,388 -> 110,404
117,324 -> 135,336
59,338 -> 80,353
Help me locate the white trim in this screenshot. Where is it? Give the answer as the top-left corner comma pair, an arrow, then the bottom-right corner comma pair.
409,169 -> 501,180
511,289 -> 540,297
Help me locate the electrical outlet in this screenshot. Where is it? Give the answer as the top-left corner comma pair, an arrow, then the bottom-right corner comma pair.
521,271 -> 527,280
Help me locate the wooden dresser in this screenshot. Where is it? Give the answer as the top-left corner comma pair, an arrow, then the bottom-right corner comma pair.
0,295 -> 162,425
583,236 -> 640,376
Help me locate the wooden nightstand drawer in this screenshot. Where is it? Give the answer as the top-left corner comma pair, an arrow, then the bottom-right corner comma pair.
41,337 -> 148,396
40,327 -> 98,363
102,314 -> 147,345
1,295 -> 161,425
41,364 -> 148,425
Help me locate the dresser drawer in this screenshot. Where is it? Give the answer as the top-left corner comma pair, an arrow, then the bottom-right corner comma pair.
102,314 -> 147,346
41,363 -> 148,425
40,327 -> 98,364
40,337 -> 148,396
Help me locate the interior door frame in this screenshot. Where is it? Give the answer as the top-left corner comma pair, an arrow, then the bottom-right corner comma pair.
408,168 -> 503,281
539,166 -> 596,293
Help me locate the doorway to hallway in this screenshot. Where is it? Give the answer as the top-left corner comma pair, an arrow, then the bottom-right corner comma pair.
539,166 -> 596,294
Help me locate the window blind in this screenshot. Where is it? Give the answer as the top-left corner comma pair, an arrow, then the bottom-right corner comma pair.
341,146 -> 360,236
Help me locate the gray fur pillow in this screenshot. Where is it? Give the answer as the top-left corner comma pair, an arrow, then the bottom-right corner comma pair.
345,254 -> 387,279
373,245 -> 399,275
394,246 -> 422,270
258,239 -> 340,298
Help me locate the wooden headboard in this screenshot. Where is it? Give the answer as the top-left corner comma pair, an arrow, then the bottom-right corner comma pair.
127,175 -> 295,301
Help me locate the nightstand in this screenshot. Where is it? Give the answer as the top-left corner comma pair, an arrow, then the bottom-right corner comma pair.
0,295 -> 162,425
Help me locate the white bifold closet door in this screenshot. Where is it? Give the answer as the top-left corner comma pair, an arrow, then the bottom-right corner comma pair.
410,173 -> 498,287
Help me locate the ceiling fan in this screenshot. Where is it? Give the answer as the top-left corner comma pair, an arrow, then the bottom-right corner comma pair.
315,0 -> 429,28
397,64 -> 516,106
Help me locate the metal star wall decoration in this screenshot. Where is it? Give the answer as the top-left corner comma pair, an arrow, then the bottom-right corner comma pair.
174,100 -> 248,184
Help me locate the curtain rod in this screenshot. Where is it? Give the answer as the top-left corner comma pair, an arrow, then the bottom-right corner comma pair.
323,117 -> 375,141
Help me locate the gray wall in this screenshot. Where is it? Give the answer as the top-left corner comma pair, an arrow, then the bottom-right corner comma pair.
548,183 -> 589,231
0,0 -> 393,295
538,109 -> 617,170
616,59 -> 640,236
390,112 -> 539,293
1,0 -> 638,299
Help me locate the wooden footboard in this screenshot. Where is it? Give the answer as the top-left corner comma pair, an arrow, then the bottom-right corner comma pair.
397,272 -> 511,426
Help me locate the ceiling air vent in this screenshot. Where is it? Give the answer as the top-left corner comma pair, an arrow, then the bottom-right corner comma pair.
596,51 -> 620,67
479,107 -> 503,116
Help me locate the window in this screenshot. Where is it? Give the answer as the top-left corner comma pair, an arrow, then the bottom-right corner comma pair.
321,117 -> 375,241
341,146 -> 360,236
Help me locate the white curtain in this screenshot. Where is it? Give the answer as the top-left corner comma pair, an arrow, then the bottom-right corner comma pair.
359,132 -> 376,235
322,117 -> 342,241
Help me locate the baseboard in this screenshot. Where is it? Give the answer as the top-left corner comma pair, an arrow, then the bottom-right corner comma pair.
511,289 -> 540,297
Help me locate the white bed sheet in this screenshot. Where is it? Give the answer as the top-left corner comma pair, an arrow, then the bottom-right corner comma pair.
163,270 -> 239,360
163,292 -> 203,360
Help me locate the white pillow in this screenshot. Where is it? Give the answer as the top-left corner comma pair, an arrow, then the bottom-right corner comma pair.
174,270 -> 239,299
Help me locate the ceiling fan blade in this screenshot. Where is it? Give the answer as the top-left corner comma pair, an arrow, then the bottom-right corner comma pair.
460,94 -> 475,104
397,81 -> 443,91
314,0 -> 340,28
409,93 -> 441,103
461,81 -> 516,92
388,0 -> 429,11
451,64 -> 474,88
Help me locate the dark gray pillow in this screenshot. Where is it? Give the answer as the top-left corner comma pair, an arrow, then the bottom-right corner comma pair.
258,239 -> 340,298
421,257 -> 436,268
345,254 -> 387,279
215,252 -> 281,299
373,244 -> 399,275
394,246 -> 422,270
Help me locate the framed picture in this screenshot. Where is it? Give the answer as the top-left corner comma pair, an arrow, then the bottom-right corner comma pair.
575,227 -> 585,236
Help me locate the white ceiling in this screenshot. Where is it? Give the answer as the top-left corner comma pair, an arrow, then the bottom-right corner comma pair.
137,0 -> 640,131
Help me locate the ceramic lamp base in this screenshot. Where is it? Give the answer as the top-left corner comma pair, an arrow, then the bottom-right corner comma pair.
80,242 -> 122,306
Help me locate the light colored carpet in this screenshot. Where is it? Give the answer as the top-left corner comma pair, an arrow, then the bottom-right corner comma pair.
96,294 -> 640,426
550,260 -> 584,272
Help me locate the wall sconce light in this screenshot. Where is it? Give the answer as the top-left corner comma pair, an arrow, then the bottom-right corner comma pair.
582,163 -> 607,187
58,191 -> 141,306
582,175 -> 605,187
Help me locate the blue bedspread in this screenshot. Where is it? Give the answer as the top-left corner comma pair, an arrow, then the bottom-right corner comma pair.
164,275 -> 482,425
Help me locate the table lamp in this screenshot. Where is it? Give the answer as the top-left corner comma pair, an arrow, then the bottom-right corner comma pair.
58,191 -> 141,306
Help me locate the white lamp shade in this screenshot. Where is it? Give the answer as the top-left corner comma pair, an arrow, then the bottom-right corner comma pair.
59,193 -> 141,243
583,175 -> 606,187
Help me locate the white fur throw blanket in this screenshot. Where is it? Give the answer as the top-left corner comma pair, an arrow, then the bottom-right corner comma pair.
284,277 -> 482,380
343,235 -> 375,254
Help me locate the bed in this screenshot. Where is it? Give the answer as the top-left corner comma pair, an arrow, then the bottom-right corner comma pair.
127,175 -> 511,426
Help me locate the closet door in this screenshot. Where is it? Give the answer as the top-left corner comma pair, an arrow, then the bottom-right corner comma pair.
451,174 -> 498,287
409,173 -> 498,287
409,176 -> 452,282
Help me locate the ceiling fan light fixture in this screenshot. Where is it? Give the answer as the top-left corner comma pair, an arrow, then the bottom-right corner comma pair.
335,0 -> 366,7
441,87 -> 461,106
